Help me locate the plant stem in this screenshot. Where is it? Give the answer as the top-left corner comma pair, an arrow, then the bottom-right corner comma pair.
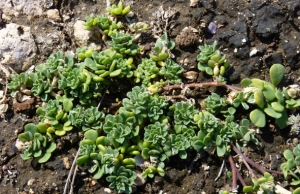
228,155 -> 247,187
236,169 -> 246,187
230,143 -> 283,175
230,143 -> 265,174
158,82 -> 243,93
228,154 -> 238,191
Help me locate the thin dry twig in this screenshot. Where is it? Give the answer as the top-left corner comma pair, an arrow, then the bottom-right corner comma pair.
64,89 -> 107,194
158,82 -> 243,93
69,165 -> 78,194
63,147 -> 81,194
97,86 -> 108,109
214,159 -> 225,181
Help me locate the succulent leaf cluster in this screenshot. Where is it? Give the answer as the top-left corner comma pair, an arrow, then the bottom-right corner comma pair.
197,41 -> 229,81
36,98 -> 73,136
18,123 -> 56,163
280,144 -> 300,186
77,129 -> 118,179
193,111 -> 258,156
120,86 -> 169,124
106,166 -> 137,194
158,59 -> 184,84
134,58 -> 159,87
84,14 -> 122,36
150,34 -> 175,62
7,73 -> 32,96
241,64 -> 300,128
109,32 -> 140,56
106,2 -> 131,16
68,105 -> 105,131
243,172 -> 275,193
8,51 -> 74,101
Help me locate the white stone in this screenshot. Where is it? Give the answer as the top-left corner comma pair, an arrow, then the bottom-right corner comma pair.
47,9 -> 61,21
104,188 -> 112,193
73,20 -> 92,47
73,20 -> 102,50
27,178 -> 36,186
0,23 -> 37,71
249,48 -> 258,57
190,0 -> 199,7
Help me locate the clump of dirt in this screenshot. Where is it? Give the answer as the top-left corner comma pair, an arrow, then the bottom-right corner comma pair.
175,26 -> 202,49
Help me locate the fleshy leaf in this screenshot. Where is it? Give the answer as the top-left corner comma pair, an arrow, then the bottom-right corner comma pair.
275,110 -> 288,129
270,64 -> 285,86
250,109 -> 266,128
283,149 -> 294,160
84,129 -> 99,143
264,107 -> 282,119
38,153 -> 52,163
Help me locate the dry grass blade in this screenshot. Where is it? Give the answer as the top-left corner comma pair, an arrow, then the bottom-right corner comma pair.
63,147 -> 80,194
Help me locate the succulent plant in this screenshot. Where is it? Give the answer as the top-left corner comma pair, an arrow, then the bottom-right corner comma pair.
103,113 -> 138,147
68,105 -> 105,132
84,14 -> 121,36
106,2 -> 131,16
7,72 -> 32,95
144,122 -> 170,145
280,144 -> 300,186
243,172 -> 275,193
241,64 -> 300,128
18,123 -> 56,163
159,59 -> 184,84
109,32 -> 140,56
197,41 -> 229,81
134,58 -> 159,87
150,34 -> 175,62
193,111 -> 258,156
36,98 -> 73,136
106,166 -> 137,194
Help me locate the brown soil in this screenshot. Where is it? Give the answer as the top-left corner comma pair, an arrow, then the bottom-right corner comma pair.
1,0 -> 300,193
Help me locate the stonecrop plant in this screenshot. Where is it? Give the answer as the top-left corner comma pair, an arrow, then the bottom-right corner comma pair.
8,2 -> 300,194
197,41 -> 230,82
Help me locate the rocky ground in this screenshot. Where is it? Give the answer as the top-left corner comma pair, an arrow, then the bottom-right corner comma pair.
0,0 -> 300,193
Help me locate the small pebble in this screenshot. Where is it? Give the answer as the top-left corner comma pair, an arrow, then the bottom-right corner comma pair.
208,22 -> 217,34
2,164 -> 8,171
190,0 -> 199,7
47,9 -> 61,21
104,188 -> 112,193
62,157 -> 71,169
249,48 -> 258,57
27,178 -> 36,186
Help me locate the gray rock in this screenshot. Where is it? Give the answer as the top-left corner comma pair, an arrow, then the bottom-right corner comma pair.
0,23 -> 37,72
249,2 -> 284,38
281,37 -> 300,66
73,20 -> 102,50
0,0 -> 46,18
